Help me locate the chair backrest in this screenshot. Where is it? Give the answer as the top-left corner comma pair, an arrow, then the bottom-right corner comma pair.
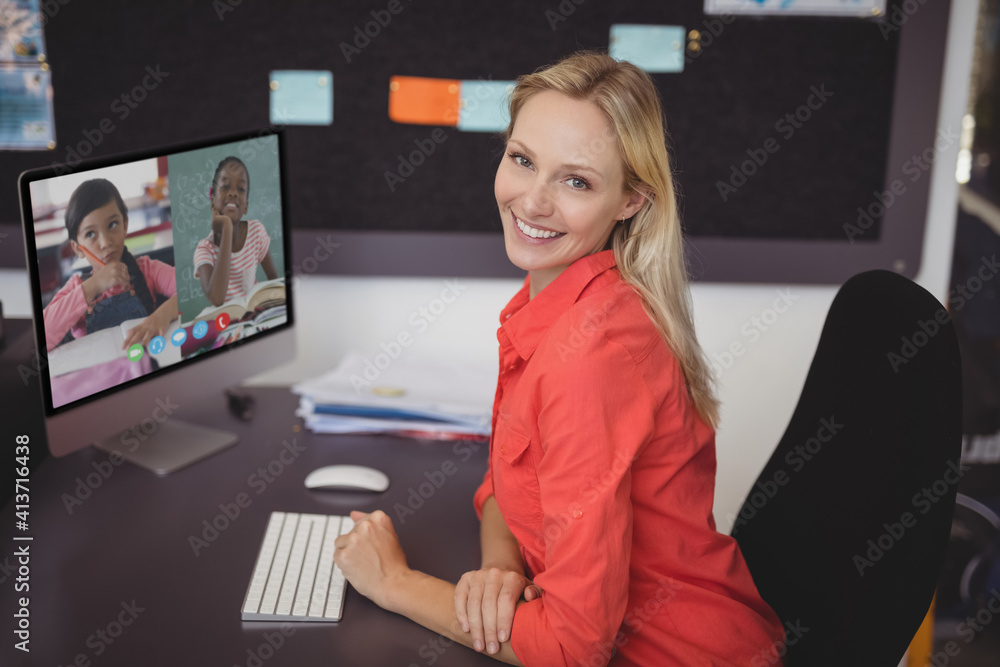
731,270 -> 963,666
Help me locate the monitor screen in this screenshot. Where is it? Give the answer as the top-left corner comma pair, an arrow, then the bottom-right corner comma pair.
20,129 -> 296,472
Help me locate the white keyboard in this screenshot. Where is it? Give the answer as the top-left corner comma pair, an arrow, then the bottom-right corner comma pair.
241,511 -> 354,622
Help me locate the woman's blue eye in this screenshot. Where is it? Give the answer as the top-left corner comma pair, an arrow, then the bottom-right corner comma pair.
510,152 -> 532,168
568,177 -> 590,190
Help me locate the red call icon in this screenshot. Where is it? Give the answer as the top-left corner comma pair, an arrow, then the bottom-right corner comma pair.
215,312 -> 231,331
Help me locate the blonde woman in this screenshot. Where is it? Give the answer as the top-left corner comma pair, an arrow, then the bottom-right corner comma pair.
334,52 -> 785,666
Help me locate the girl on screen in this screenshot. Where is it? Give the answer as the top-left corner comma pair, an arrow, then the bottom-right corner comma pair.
332,52 -> 786,665
194,156 -> 278,307
44,178 -> 178,353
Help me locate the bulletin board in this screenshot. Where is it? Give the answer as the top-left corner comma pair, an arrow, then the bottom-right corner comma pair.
0,0 -> 950,283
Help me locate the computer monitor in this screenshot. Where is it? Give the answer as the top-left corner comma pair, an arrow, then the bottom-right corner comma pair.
19,129 -> 296,474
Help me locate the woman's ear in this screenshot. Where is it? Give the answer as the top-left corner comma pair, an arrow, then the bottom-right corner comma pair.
621,187 -> 649,221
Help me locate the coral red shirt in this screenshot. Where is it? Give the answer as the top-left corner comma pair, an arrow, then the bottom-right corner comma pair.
473,250 -> 785,666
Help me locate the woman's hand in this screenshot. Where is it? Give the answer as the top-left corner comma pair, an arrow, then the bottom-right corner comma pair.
333,510 -> 412,610
455,567 -> 542,655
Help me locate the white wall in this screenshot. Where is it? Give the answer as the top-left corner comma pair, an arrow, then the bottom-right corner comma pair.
0,0 -> 977,534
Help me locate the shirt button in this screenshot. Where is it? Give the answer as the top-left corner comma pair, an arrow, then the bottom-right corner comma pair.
572,508 -> 584,519
500,446 -> 506,455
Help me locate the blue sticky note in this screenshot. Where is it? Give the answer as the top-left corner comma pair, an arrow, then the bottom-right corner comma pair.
609,25 -> 685,74
269,70 -> 333,125
457,80 -> 515,132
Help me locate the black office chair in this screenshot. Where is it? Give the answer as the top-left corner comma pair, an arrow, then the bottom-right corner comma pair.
731,270 -> 963,666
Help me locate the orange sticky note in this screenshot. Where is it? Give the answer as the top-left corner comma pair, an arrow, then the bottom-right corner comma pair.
388,76 -> 461,127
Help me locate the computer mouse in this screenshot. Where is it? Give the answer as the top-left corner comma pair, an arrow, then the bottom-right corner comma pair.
304,465 -> 390,492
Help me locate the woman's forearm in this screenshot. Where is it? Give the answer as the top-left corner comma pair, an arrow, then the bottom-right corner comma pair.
480,496 -> 525,573
385,570 -> 524,666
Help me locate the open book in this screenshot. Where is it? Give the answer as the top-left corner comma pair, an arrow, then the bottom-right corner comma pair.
48,318 -> 182,377
195,279 -> 286,323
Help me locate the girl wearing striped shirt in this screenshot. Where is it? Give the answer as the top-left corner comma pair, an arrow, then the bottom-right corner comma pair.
195,156 -> 278,306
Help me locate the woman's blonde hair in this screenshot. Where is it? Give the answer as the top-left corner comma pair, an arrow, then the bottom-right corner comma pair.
505,51 -> 720,429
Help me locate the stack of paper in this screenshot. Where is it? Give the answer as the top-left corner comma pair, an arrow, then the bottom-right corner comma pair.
292,350 -> 494,440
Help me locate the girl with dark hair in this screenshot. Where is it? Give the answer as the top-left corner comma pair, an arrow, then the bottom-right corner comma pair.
43,178 -> 177,353
195,156 -> 278,307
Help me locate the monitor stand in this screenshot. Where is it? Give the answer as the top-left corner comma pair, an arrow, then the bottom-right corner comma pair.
94,420 -> 237,476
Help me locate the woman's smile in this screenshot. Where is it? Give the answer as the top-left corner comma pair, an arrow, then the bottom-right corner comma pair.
512,213 -> 566,241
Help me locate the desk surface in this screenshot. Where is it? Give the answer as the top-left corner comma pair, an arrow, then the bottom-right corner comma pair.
0,386 -> 497,666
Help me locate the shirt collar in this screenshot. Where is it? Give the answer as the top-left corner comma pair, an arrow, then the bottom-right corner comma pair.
500,250 -> 619,360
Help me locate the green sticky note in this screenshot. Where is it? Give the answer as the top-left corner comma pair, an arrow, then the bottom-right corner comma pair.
609,25 -> 685,74
458,80 -> 515,132
270,70 -> 333,125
